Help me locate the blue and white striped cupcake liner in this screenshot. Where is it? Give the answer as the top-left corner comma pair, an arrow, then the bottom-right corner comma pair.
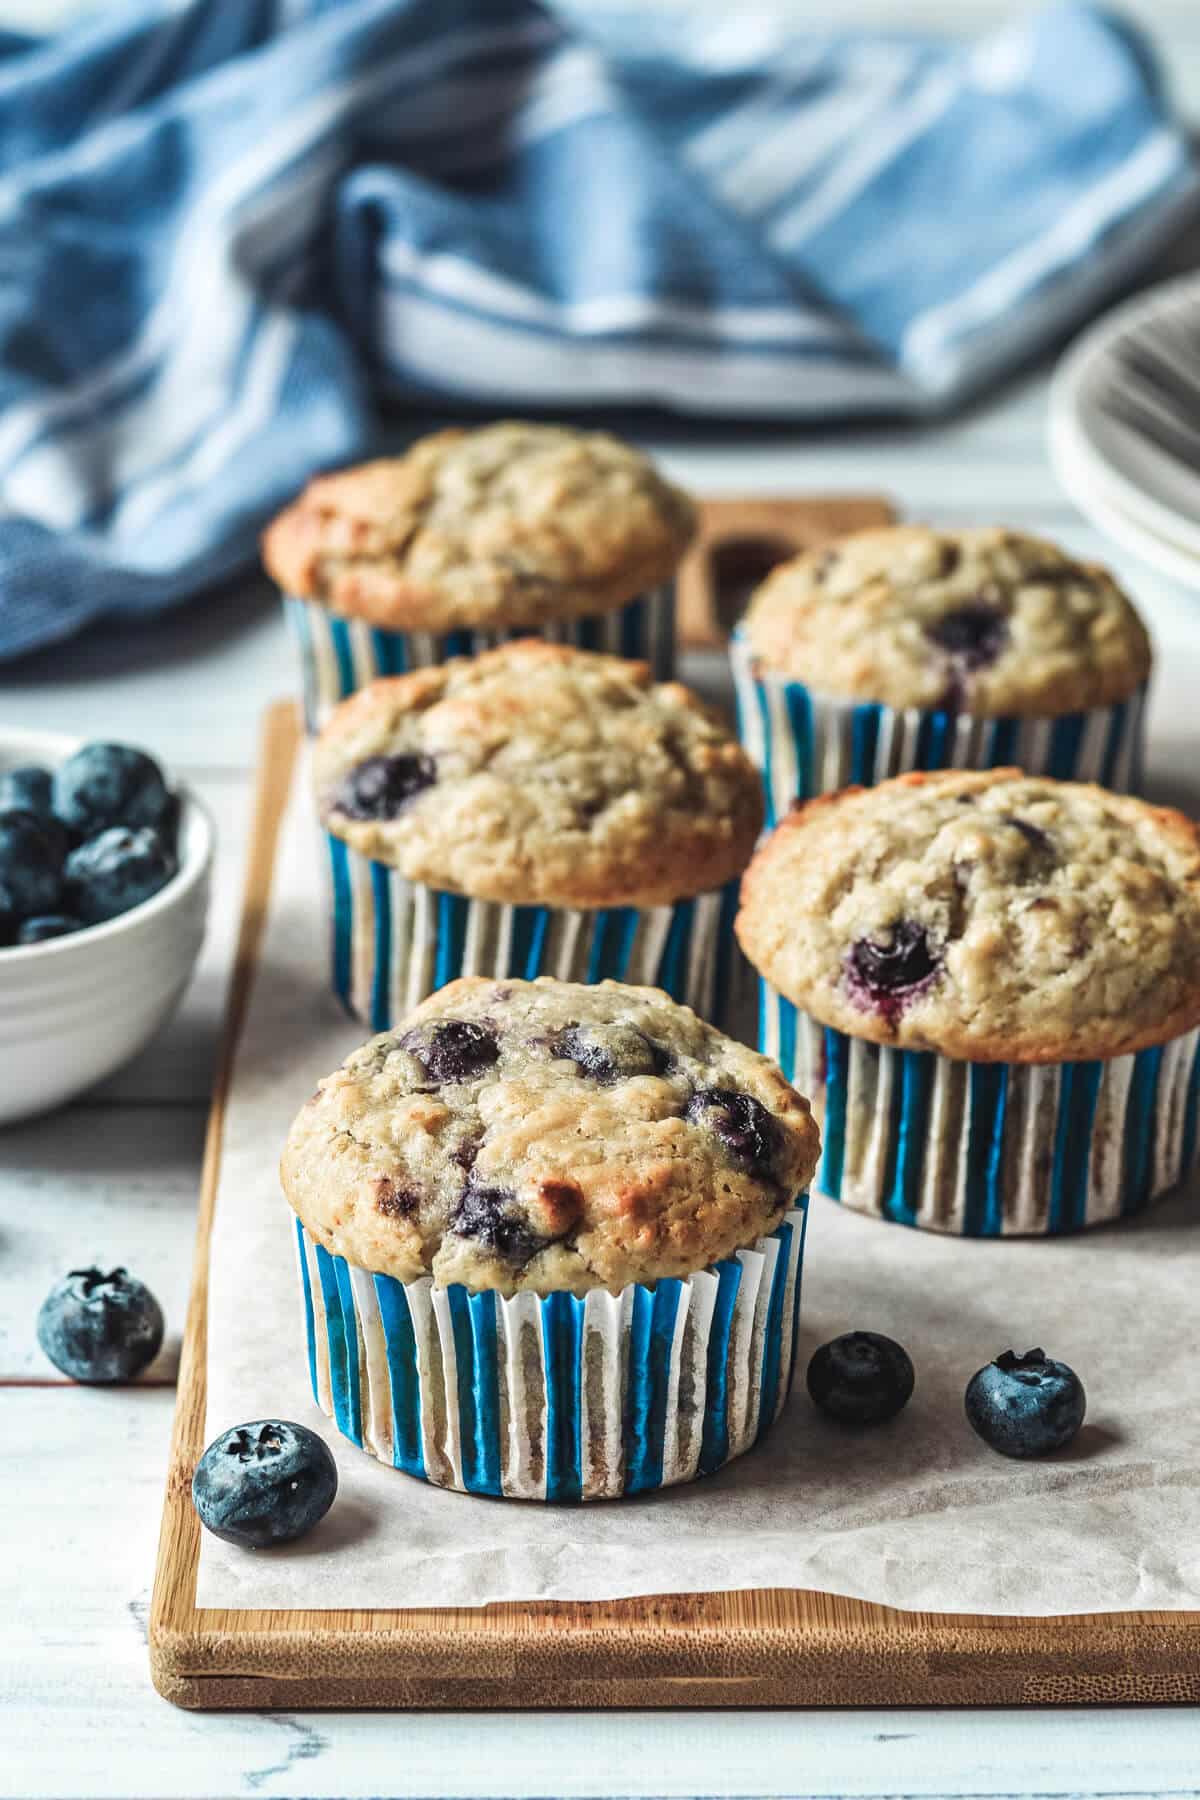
326,837 -> 749,1034
293,1204 -> 808,1500
730,631 -> 1147,826
760,990 -> 1200,1235
286,584 -> 677,733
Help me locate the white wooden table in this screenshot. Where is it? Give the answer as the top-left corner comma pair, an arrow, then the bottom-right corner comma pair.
7,0 -> 1200,1744
6,360 -> 1200,1798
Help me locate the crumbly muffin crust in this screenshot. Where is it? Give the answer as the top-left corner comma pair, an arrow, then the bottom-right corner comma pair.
741,525 -> 1151,717
282,976 -> 819,1294
315,640 -> 763,908
261,422 -> 696,631
736,768 -> 1200,1064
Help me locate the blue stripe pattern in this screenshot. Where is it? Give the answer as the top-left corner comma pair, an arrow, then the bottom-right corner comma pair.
963,1063 -> 1011,1237
448,1288 -> 503,1496
986,716 -> 1021,768
329,857 -> 740,1030
786,1201 -> 810,1397
1101,699 -> 1130,788
314,1243 -> 362,1447
698,1258 -> 744,1478
542,1293 -> 585,1504
327,835 -> 354,1016
1120,1045 -> 1164,1217
369,861 -> 391,1031
882,1050 -> 936,1229
372,1274 -> 425,1478
769,994 -> 1200,1235
755,1222 -> 792,1446
740,667 -> 1146,825
623,1281 -> 683,1495
850,704 -> 882,785
290,586 -> 675,731
2,1 -> 1194,661
299,1211 -> 804,1499
294,1216 -> 318,1401
1048,712 -> 1087,779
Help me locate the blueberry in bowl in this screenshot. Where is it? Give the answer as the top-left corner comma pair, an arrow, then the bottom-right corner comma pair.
192,1421 -> 338,1549
53,741 -> 174,837
0,764 -> 54,819
0,728 -> 213,1124
64,826 -> 177,924
0,809 -> 66,919
2,738 -> 179,941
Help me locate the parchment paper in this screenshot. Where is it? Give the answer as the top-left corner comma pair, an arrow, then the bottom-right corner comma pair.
198,756 -> 1200,1615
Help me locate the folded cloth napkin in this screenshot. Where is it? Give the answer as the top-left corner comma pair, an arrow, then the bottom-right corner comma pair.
0,0 -> 1195,660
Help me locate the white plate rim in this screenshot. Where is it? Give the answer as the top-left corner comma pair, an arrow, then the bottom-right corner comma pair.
1049,404 -> 1200,592
1048,269 -> 1200,559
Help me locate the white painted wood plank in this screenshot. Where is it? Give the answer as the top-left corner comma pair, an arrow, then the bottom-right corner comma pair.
0,579 -> 291,774
0,1105 -> 206,1381
5,1387 -> 1200,1800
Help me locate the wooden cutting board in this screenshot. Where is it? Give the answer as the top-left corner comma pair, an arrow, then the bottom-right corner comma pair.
150,494 -> 1200,1710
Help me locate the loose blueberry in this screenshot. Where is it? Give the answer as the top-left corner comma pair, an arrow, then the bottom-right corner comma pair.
335,753 -> 436,821
0,764 -> 53,819
965,1348 -> 1086,1459
845,921 -> 942,1021
452,1177 -> 545,1266
36,1266 -> 164,1384
64,825 -> 177,923
0,810 -> 65,919
549,1024 -> 667,1084
924,601 -> 1009,670
807,1331 -> 915,1426
191,1420 -> 338,1549
686,1088 -> 779,1179
53,742 -> 172,837
16,912 -> 84,945
401,1020 -> 499,1084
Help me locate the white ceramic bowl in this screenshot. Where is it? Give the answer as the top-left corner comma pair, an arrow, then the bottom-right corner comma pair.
0,730 -> 214,1125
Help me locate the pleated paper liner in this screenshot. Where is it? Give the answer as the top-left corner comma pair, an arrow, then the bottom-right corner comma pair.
285,584 -> 677,733
326,842 -> 751,1035
294,1204 -> 807,1501
730,631 -> 1147,826
759,988 -> 1200,1235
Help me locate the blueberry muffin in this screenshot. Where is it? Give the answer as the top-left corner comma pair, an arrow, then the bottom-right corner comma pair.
731,526 -> 1151,823
317,638 -> 761,910
265,422 -> 696,725
284,977 -> 819,1497
737,769 -> 1200,1234
316,641 -> 763,1029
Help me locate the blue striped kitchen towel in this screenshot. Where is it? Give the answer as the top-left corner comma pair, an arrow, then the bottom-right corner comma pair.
1,0 -> 1195,659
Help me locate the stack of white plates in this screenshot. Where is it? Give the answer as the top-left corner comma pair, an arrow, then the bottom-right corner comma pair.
1049,271 -> 1200,591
